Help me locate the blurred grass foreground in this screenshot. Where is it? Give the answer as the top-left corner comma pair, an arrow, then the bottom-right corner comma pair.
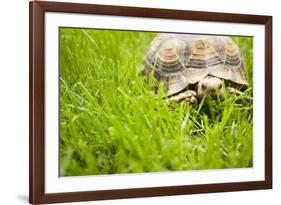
59,28 -> 253,176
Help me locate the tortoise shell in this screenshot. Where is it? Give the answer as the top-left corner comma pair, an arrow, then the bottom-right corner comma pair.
145,33 -> 247,95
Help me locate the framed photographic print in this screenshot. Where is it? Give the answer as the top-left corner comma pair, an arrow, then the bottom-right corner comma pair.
29,1 -> 272,204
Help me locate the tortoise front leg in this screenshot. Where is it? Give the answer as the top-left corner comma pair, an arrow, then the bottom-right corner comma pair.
226,87 -> 244,96
226,87 -> 252,101
170,90 -> 197,104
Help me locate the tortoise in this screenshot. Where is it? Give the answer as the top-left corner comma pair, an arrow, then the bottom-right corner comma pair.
145,33 -> 248,103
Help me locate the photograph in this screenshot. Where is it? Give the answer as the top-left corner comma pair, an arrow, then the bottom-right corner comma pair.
29,1 -> 272,203
59,28 -> 253,177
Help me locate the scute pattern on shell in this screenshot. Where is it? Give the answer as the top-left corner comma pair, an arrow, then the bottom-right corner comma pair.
145,34 -> 188,95
145,34 -> 247,95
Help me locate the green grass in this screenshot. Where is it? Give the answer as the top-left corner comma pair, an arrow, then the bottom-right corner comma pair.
59,28 -> 253,176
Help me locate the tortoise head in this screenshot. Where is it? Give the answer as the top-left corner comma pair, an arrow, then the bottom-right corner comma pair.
197,76 -> 224,98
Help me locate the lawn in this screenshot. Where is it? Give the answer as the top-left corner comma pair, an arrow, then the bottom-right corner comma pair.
59,28 -> 253,176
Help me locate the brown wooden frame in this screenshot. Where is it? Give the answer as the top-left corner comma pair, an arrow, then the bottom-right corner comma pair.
29,1 -> 272,204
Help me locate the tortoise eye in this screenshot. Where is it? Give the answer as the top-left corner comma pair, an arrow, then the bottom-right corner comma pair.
201,84 -> 206,90
219,84 -> 222,89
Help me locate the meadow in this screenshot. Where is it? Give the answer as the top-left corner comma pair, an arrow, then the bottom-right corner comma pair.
59,28 -> 253,176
